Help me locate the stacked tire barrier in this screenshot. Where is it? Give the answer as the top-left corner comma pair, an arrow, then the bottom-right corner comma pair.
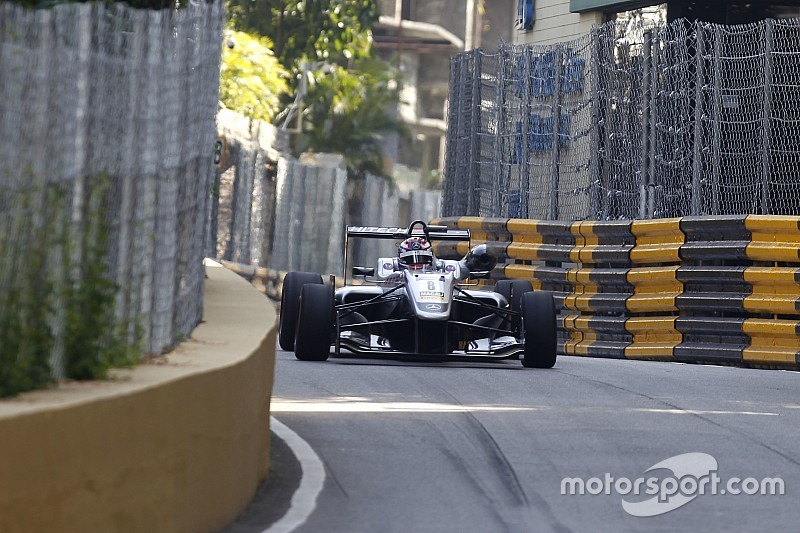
432,215 -> 800,369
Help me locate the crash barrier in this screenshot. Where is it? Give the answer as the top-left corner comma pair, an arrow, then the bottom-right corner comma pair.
443,18 -> 800,221
0,263 -> 277,533
1,2 -> 224,365
212,122 -> 442,279
432,215 -> 800,369
220,260 -> 346,302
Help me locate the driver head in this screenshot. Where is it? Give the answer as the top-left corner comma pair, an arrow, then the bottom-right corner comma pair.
398,236 -> 434,270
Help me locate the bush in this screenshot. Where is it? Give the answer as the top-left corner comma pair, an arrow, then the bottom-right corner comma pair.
0,175 -> 141,398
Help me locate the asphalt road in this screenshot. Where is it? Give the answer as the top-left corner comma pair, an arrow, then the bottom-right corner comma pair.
226,346 -> 800,533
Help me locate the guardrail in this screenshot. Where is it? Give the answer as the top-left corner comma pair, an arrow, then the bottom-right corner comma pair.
432,215 -> 800,369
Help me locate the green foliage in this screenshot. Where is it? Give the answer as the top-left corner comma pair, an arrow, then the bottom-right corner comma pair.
423,170 -> 443,190
0,186 -> 57,397
224,0 -> 408,175
295,58 -> 410,176
0,175 -> 141,398
61,175 -> 139,380
219,31 -> 289,123
226,0 -> 379,72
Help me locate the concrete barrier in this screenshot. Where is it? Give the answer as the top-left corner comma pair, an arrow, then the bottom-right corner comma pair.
0,260 -> 277,533
432,215 -> 800,369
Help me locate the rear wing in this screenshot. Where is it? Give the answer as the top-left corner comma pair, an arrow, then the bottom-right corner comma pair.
346,223 -> 471,242
343,220 -> 471,280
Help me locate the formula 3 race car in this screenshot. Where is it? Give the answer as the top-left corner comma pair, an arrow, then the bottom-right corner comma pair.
278,221 -> 557,368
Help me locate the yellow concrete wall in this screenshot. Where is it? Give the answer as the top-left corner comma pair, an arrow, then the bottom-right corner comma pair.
0,261 -> 277,533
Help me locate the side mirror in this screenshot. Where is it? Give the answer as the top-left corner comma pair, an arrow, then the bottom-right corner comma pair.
469,271 -> 491,280
352,266 -> 375,277
463,244 -> 498,272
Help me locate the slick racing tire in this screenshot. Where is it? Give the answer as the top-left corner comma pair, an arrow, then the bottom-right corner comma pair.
520,291 -> 557,368
294,283 -> 334,361
279,271 -> 323,351
495,279 -> 533,331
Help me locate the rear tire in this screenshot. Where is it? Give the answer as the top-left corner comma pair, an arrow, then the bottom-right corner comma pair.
521,291 -> 557,368
279,272 -> 323,351
294,283 -> 334,361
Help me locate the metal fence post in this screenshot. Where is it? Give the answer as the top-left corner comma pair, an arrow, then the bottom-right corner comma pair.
521,46 -> 533,219
590,25 -> 602,219
468,49 -> 482,216
493,46 -> 507,217
761,19 -> 774,215
639,30 -> 651,220
692,22 -> 705,216
648,30 -> 659,219
550,46 -> 564,220
711,25 -> 722,215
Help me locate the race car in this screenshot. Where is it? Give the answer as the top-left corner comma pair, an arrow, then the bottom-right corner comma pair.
278,220 -> 557,368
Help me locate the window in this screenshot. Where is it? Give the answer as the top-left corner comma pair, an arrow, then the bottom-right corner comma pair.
401,0 -> 416,21
516,0 -> 535,31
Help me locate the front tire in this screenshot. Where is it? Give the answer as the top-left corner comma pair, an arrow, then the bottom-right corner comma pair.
521,291 -> 557,368
279,272 -> 323,351
294,283 -> 334,361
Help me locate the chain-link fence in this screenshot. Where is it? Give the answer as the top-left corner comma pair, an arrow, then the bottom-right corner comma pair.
0,2 -> 223,379
211,114 -> 442,278
210,109 -> 288,268
269,157 -> 348,276
443,17 -> 800,220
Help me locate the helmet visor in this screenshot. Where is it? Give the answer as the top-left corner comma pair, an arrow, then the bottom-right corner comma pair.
399,250 -> 433,265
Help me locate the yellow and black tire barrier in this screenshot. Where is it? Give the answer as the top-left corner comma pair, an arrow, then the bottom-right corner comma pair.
434,216 -> 513,243
675,266 -> 749,313
624,316 -> 680,360
626,266 -> 682,313
743,268 -> 800,314
220,217 -> 800,370
630,218 -> 684,264
505,219 -> 575,264
746,215 -> 800,262
679,215 -> 751,262
674,317 -> 748,364
570,220 -> 635,265
432,215 -> 800,369
562,314 -> 629,358
563,267 -> 630,314
743,319 -> 800,366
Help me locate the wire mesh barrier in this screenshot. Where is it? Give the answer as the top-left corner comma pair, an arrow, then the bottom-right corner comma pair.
0,2 -> 224,386
211,115 -> 442,281
443,17 -> 800,220
269,157 -> 349,276
210,109 -> 289,268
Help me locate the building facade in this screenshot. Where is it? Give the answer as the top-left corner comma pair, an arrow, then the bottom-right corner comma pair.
515,1 -> 800,45
373,0 -> 517,189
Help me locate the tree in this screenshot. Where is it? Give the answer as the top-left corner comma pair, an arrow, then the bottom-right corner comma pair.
226,0 -> 379,72
294,58 -> 409,176
225,0 -> 408,177
219,31 -> 288,122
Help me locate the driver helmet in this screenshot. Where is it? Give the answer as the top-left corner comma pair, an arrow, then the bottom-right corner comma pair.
398,236 -> 434,270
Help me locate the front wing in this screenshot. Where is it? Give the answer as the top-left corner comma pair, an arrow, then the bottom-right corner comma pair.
333,287 -> 524,360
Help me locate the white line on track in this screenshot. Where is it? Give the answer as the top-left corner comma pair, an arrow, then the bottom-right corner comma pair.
263,416 -> 326,533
